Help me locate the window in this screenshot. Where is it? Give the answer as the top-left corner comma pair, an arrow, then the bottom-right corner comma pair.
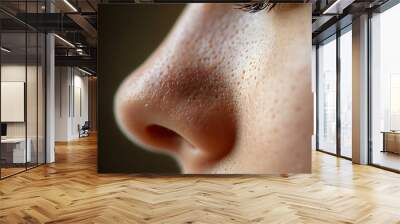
339,28 -> 352,158
316,26 -> 353,159
370,2 -> 400,171
317,36 -> 337,154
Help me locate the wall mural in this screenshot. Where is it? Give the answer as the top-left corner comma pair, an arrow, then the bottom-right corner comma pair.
98,4 -> 312,174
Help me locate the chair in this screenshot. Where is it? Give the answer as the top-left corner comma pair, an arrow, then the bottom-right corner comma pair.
79,121 -> 90,138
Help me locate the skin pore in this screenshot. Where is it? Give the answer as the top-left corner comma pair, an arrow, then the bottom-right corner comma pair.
115,4 -> 313,174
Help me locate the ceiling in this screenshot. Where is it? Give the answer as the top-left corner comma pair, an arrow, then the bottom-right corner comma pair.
0,0 -> 98,73
0,0 -> 394,74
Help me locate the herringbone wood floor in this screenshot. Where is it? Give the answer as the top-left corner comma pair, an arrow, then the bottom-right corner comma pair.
1,135 -> 400,224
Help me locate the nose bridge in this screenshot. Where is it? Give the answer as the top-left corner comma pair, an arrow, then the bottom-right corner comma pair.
144,57 -> 236,126
134,37 -> 227,107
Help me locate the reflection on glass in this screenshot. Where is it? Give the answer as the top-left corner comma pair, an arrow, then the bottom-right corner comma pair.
371,3 -> 400,171
0,1 -> 46,179
27,31 -> 38,169
340,29 -> 352,158
318,37 -> 337,154
1,32 -> 28,177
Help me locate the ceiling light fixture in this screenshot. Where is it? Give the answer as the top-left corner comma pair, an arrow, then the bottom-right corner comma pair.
323,0 -> 355,14
63,0 -> 78,12
1,47 -> 11,53
54,34 -> 75,48
78,67 -> 93,76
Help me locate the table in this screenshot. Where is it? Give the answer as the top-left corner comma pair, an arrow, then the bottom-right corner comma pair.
381,131 -> 400,154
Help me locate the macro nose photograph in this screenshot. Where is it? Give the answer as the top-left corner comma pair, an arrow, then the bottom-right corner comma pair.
111,3 -> 312,174
1,0 -> 400,223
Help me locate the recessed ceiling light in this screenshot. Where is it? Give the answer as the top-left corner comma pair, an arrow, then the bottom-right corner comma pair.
1,47 -> 11,53
77,67 -> 93,76
63,0 -> 78,12
323,0 -> 355,15
54,34 -> 75,48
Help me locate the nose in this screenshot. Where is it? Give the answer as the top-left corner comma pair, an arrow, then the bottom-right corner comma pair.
114,56 -> 237,172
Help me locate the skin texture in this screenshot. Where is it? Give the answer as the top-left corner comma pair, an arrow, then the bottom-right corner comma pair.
115,4 -> 313,174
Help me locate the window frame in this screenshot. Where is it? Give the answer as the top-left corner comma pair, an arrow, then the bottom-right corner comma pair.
315,24 -> 353,161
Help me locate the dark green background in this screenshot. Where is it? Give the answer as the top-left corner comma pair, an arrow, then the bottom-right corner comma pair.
98,4 -> 185,173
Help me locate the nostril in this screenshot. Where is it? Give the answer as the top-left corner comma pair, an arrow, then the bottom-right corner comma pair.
146,125 -> 179,140
145,124 -> 186,152
115,66 -> 237,172
145,125 -> 196,153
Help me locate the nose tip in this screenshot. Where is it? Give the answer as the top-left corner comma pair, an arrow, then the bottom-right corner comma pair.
115,67 -> 237,172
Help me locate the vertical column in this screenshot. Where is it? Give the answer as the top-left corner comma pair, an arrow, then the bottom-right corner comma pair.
46,1 -> 55,163
352,14 -> 369,164
54,67 -> 73,141
336,31 -> 341,156
312,45 -> 317,151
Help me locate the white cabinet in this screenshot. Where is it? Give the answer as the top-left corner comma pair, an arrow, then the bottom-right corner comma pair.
1,138 -> 32,163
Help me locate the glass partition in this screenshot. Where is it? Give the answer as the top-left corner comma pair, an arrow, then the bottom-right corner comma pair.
1,31 -> 28,177
317,36 -> 337,154
0,2 -> 46,179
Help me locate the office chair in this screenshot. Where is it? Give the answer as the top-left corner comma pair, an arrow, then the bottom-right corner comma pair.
79,121 -> 90,138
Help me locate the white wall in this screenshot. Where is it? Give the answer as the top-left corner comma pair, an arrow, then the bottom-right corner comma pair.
55,67 -> 70,141
1,65 -> 40,137
1,82 -> 25,122
55,67 -> 89,141
1,63 -> 46,164
72,73 -> 89,138
1,65 -> 28,140
1,65 -> 26,138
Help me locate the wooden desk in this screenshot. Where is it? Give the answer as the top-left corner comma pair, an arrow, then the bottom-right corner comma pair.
1,138 -> 31,164
381,131 -> 400,154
